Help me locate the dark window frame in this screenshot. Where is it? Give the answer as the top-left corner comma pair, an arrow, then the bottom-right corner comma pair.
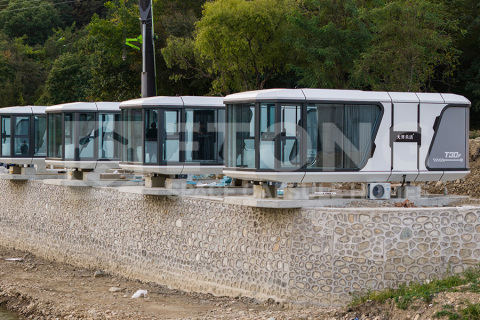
225,100 -> 384,172
120,106 -> 225,166
46,111 -> 121,162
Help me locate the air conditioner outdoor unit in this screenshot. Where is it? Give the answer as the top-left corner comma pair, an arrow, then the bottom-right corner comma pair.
367,183 -> 391,200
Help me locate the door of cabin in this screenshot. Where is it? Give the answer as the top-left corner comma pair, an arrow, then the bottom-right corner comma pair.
390,103 -> 420,181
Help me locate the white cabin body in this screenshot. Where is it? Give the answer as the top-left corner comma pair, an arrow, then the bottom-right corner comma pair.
45,102 -> 122,170
223,89 -> 470,183
0,106 -> 48,166
119,96 -> 225,175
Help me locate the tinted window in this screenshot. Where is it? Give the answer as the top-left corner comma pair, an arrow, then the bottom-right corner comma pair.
226,104 -> 255,168
427,106 -> 468,170
306,104 -> 381,170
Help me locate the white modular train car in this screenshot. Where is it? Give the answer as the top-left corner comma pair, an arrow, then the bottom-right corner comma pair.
119,96 -> 225,175
223,89 -> 470,183
0,106 -> 48,166
45,102 -> 122,171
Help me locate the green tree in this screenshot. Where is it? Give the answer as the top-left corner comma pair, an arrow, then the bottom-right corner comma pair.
433,0 -> 480,126
0,36 -> 48,107
0,0 -> 63,46
156,0 -> 212,95
162,34 -> 215,95
351,0 -> 459,92
192,0 -> 298,94
69,0 -> 109,27
288,0 -> 371,89
38,52 -> 91,104
455,0 -> 480,106
83,1 -> 142,101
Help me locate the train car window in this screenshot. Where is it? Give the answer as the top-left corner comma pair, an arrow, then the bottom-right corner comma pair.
99,113 -> 118,160
48,113 -> 63,159
259,103 -> 275,169
185,109 -> 217,163
1,116 -> 11,157
34,115 -> 47,157
217,109 -> 225,161
144,109 -> 158,164
162,110 -> 180,163
307,104 -> 381,170
14,117 -> 30,156
426,106 -> 468,170
281,105 -> 301,169
226,104 -> 255,169
78,113 -> 96,160
64,113 -> 75,159
124,110 -> 143,163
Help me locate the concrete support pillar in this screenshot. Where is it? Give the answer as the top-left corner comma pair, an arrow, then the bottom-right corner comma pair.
21,167 -> 36,175
253,183 -> 278,198
9,166 -> 22,174
165,178 -> 187,189
283,187 -> 310,200
397,185 -> 421,199
145,175 -> 187,189
9,164 -> 50,175
145,175 -> 167,188
67,170 -> 89,180
9,165 -> 35,175
33,164 -> 49,174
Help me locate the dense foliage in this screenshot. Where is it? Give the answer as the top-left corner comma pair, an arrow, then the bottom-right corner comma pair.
0,0 -> 479,125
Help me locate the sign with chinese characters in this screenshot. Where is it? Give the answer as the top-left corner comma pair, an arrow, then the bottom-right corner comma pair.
392,131 -> 421,144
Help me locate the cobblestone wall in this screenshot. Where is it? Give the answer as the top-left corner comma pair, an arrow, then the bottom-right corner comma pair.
0,180 -> 478,306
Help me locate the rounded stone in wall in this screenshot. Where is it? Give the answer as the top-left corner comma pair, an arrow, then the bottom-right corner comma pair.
459,249 -> 472,259
453,265 -> 464,273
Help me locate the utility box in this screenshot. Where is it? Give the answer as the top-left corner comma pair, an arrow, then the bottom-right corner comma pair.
367,183 -> 391,200
396,185 -> 421,199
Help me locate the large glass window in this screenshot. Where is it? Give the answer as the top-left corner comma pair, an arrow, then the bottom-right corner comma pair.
185,109 -> 217,163
145,110 -> 158,163
1,116 -> 11,157
427,106 -> 468,170
226,104 -> 255,168
259,103 -> 275,169
49,111 -> 121,161
64,113 -> 75,160
162,110 -> 180,162
78,113 -> 96,160
306,104 -> 381,170
121,110 -> 128,162
99,113 -> 119,160
280,105 -> 302,169
124,110 -> 143,163
14,116 -> 30,156
217,109 -> 225,161
48,113 -> 63,159
34,115 -> 47,157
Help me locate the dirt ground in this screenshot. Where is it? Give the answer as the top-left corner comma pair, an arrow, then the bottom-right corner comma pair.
3,245 -> 480,320
0,245 -> 340,319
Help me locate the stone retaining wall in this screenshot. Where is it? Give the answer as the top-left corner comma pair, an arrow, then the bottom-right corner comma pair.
0,180 -> 478,306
